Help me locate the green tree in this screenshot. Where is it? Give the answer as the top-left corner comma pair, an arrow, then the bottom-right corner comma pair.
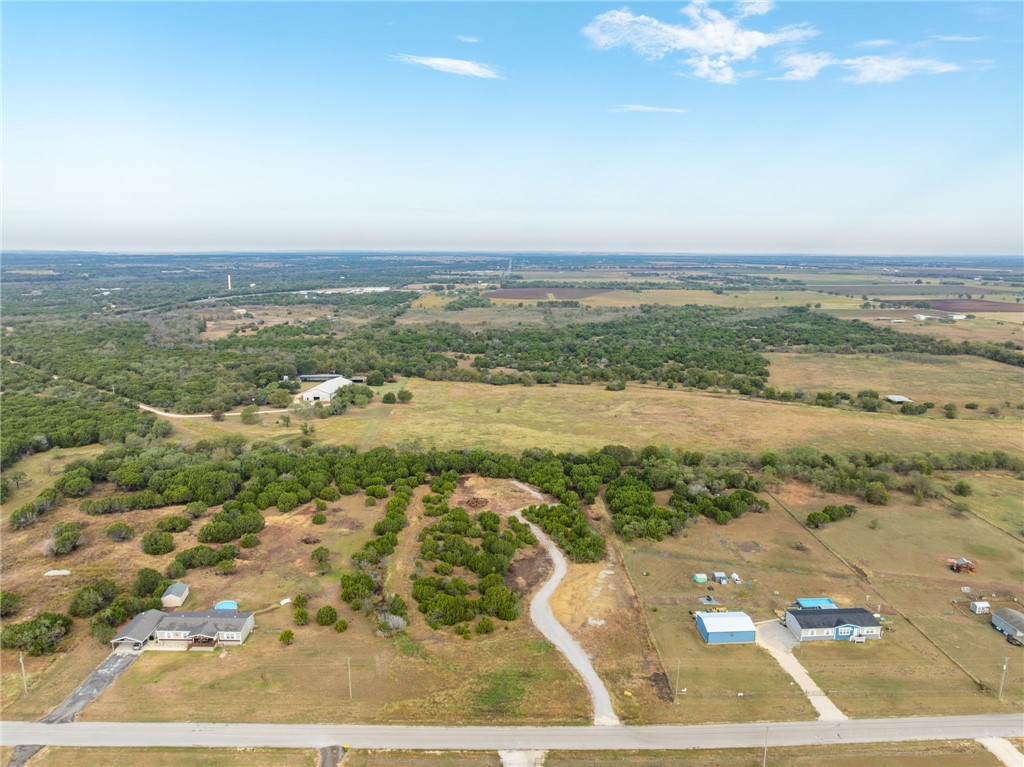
366,371 -> 385,387
397,389 -> 413,404
334,618 -> 348,633
316,605 -> 338,625
240,405 -> 260,424
0,590 -> 22,618
312,513 -> 327,525
1,612 -> 73,655
293,607 -> 310,625
50,522 -> 83,555
141,530 -> 175,555
382,392 -> 397,404
943,403 -> 958,419
106,522 -> 135,541
133,568 -> 166,598
952,480 -> 973,496
806,511 -> 830,528
279,629 -> 294,645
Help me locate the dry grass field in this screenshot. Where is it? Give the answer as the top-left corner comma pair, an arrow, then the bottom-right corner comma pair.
303,379 -> 1024,455
544,741 -> 1004,767
346,752 -> 500,767
25,747 -> 317,767
577,289 -> 859,310
773,480 -> 1024,716
620,480 -> 1023,720
767,353 -> 1024,412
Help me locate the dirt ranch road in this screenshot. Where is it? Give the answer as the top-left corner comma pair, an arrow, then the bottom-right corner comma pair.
2,715 -> 1021,751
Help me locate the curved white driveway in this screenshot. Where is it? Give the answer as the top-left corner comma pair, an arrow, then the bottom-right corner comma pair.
510,481 -> 619,726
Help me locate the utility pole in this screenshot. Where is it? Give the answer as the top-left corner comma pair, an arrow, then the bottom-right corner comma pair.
348,656 -> 353,700
997,657 -> 1008,700
762,725 -> 769,767
673,658 -> 681,704
18,652 -> 28,694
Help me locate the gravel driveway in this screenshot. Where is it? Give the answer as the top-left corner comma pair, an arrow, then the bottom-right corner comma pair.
755,620 -> 847,721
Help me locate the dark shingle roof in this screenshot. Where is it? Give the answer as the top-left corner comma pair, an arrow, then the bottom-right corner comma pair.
994,608 -> 1024,634
157,610 -> 252,634
112,609 -> 166,642
787,607 -> 880,630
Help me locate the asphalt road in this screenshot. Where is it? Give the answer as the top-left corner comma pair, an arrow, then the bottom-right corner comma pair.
2,715 -> 1021,750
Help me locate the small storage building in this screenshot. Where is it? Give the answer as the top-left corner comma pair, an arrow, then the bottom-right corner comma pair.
301,376 -> 353,403
712,571 -> 728,585
695,611 -> 756,644
970,601 -> 991,615
161,582 -> 189,609
693,573 -> 708,584
992,608 -> 1024,639
885,395 -> 913,404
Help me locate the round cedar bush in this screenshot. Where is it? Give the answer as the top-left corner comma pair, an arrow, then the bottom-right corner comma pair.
316,605 -> 338,626
293,607 -> 310,626
334,618 -> 348,633
312,513 -> 327,525
141,531 -> 175,556
279,630 -> 294,645
106,522 -> 135,541
240,533 -> 260,548
382,392 -> 397,404
476,617 -> 495,634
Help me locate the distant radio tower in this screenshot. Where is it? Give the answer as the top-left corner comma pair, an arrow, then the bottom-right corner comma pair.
227,275 -> 232,291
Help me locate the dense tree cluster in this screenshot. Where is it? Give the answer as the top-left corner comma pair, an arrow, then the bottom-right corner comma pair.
522,504 -> 606,563
0,612 -> 73,655
806,504 -> 858,528
7,298 -> 1019,417
0,390 -> 166,469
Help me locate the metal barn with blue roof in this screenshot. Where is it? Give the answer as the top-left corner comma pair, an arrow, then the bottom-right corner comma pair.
695,611 -> 756,644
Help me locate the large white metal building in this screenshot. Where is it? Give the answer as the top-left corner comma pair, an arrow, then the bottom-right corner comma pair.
301,376 -> 353,403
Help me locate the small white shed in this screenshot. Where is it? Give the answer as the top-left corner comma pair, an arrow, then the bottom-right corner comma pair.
161,582 -> 190,609
969,601 -> 990,615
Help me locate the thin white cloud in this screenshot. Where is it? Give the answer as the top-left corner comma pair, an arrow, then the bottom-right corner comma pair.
853,39 -> 895,48
457,35 -> 481,43
774,51 -> 837,80
582,1 -> 817,84
611,104 -> 687,113
932,34 -> 985,42
841,55 -> 961,84
392,54 -> 500,79
734,0 -> 775,18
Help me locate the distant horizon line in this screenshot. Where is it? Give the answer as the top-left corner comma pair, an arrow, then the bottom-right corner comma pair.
4,249 -> 1022,259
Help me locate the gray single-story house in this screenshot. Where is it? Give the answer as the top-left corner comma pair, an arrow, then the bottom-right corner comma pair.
785,607 -> 881,642
161,582 -> 189,608
992,608 -> 1024,639
111,609 -> 255,650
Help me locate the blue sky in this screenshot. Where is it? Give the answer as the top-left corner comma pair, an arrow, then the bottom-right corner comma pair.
2,1 -> 1021,254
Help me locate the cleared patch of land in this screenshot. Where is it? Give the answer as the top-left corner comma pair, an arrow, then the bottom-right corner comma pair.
71,483 -> 589,726
578,289 -> 858,310
544,740 -> 1002,766
621,480 -> 1022,720
308,379 -> 1024,455
773,480 -> 1024,717
24,747 -> 316,767
767,353 -> 1024,412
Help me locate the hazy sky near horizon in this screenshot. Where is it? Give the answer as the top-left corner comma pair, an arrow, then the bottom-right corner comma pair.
3,1 -> 1022,255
